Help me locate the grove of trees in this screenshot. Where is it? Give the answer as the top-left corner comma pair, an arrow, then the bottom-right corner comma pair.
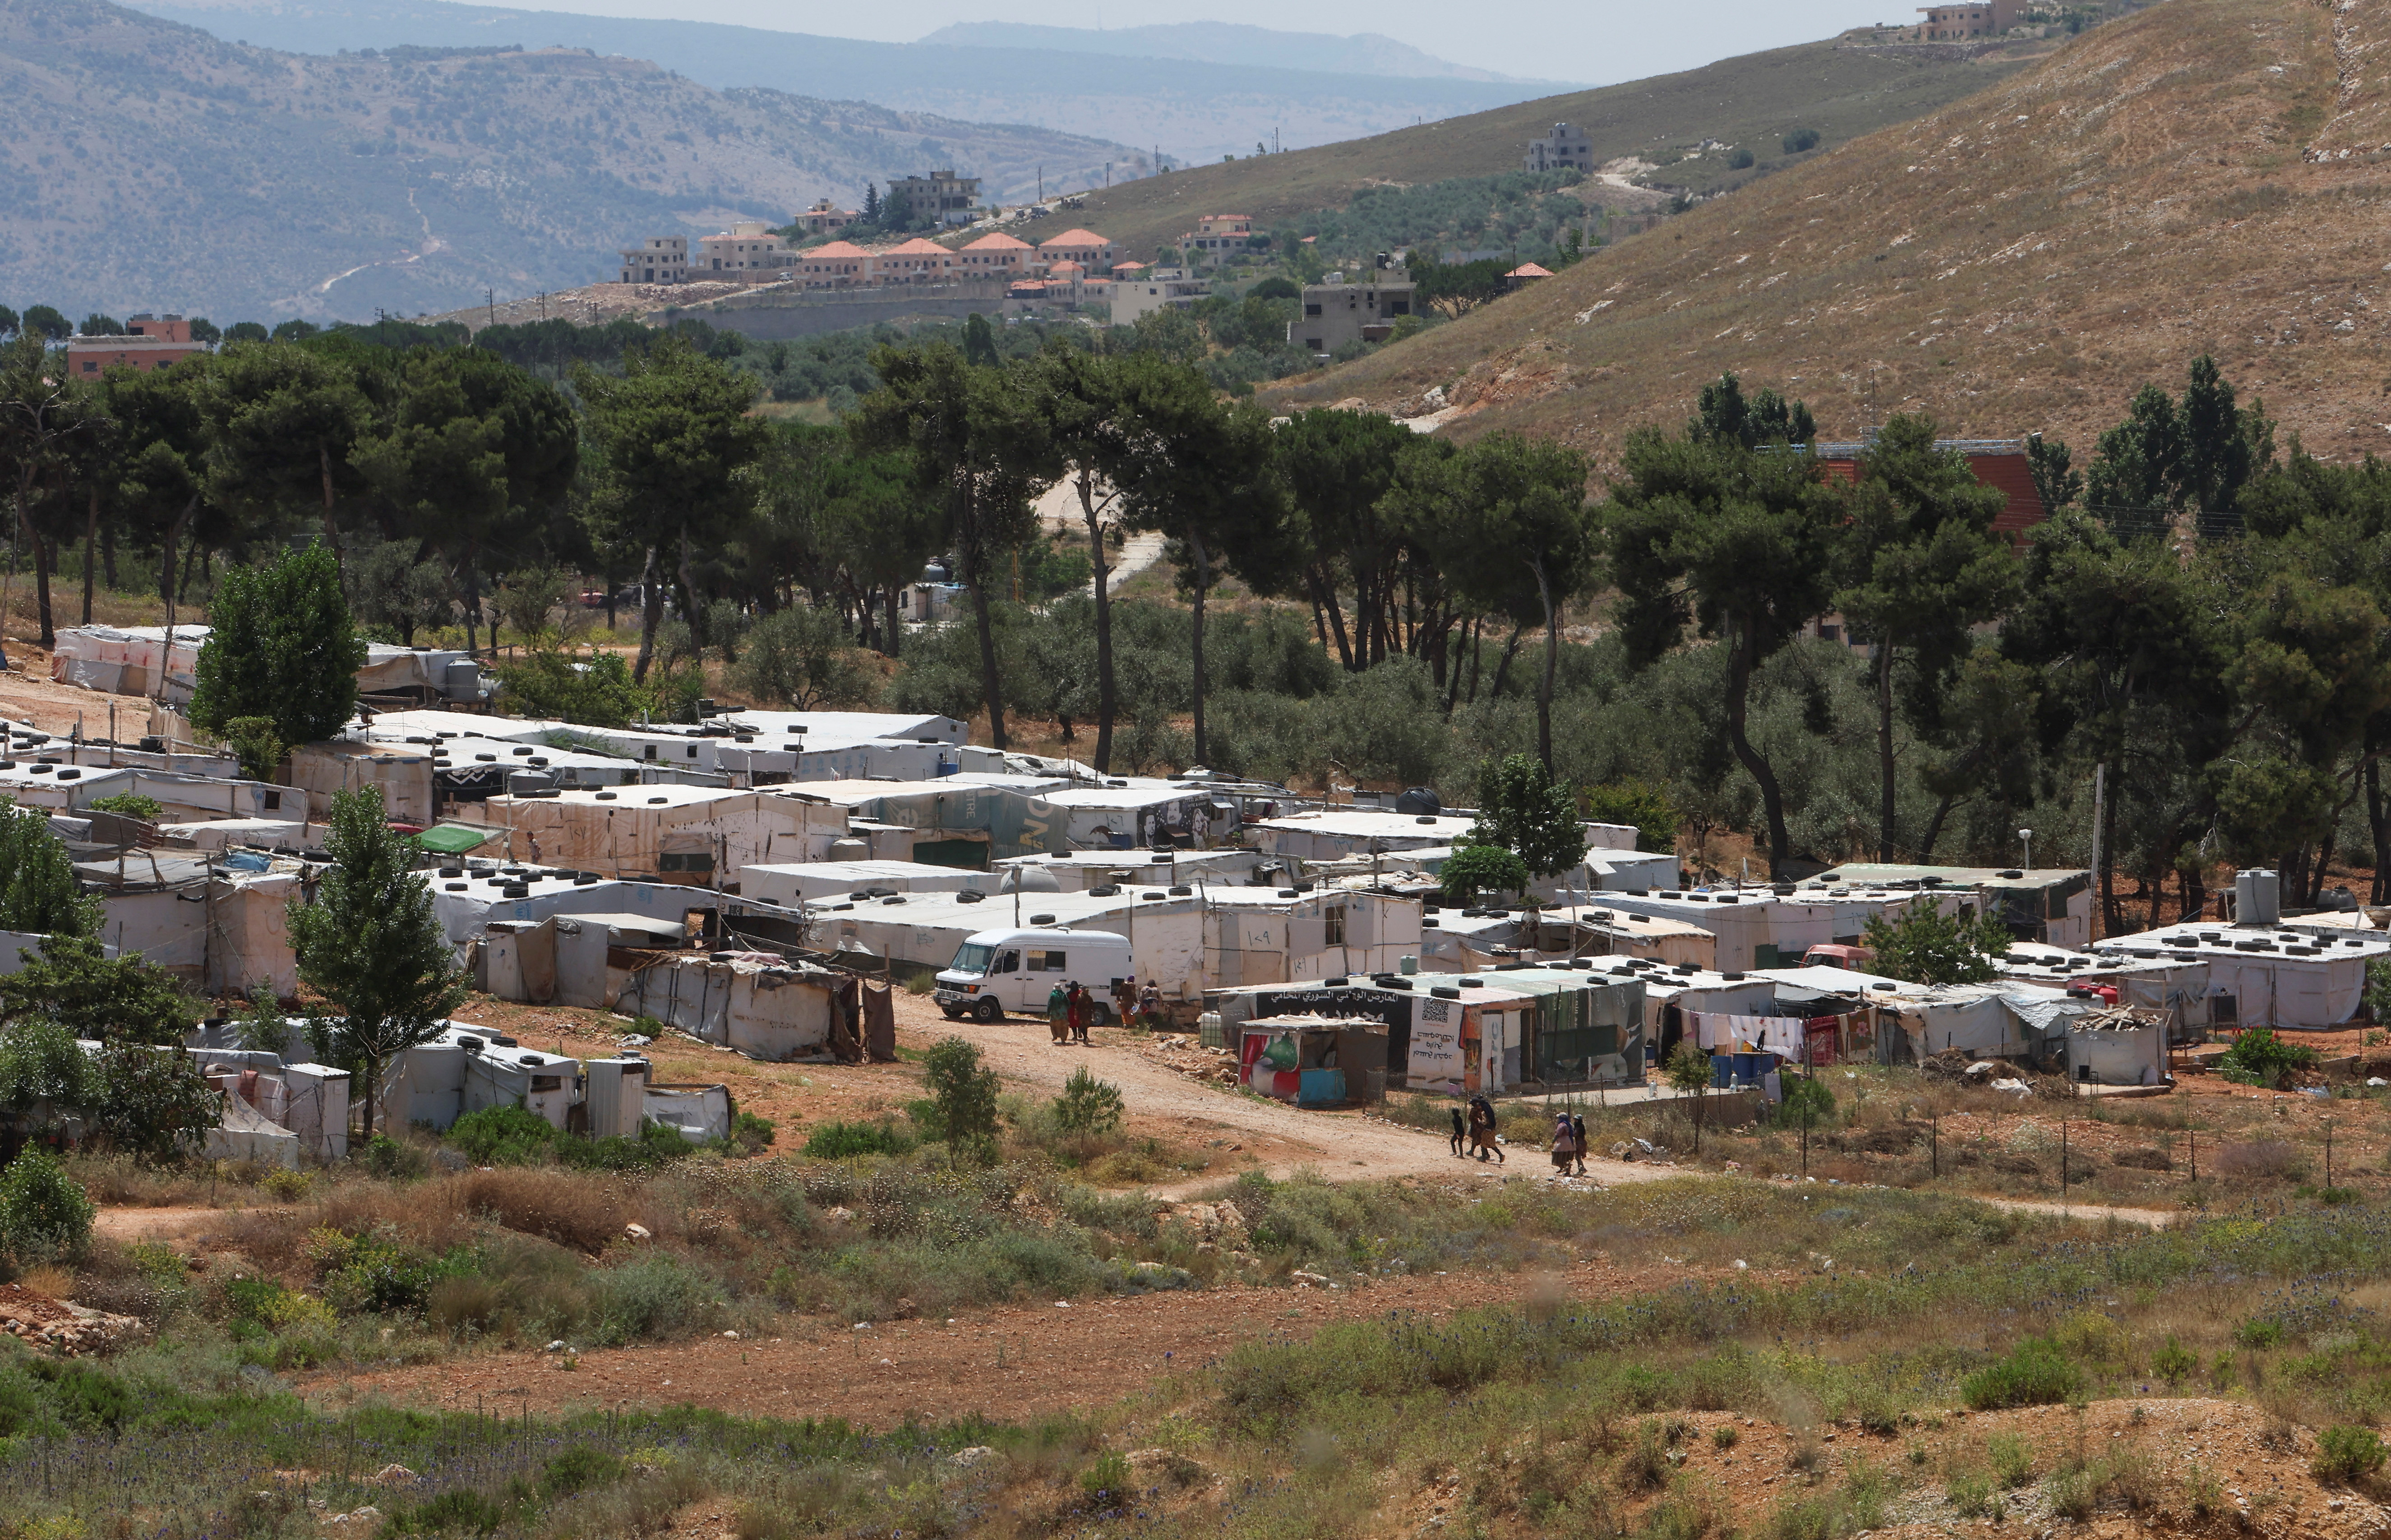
2,292 -> 2383,940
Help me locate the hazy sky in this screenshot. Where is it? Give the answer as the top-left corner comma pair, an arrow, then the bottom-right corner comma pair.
526,1 -> 1909,84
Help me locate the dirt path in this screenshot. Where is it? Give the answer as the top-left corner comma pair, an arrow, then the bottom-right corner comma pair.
300,1254 -> 1745,1425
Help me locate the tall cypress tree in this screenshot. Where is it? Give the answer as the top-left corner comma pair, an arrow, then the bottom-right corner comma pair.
286,787 -> 468,1138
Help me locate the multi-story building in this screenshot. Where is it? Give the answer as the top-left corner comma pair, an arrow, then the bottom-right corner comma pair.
1111,266 -> 1209,325
884,169 -> 982,227
1037,228 -> 1116,273
66,314 -> 204,376
872,238 -> 956,284
1523,123 -> 1594,174
795,240 -> 872,288
1180,213 -> 1255,266
791,199 -> 859,235
696,222 -> 794,277
1912,0 -> 2028,37
1288,280 -> 1417,355
955,231 -> 1033,275
617,236 -> 689,285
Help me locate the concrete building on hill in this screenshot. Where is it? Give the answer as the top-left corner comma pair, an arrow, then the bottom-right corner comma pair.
1112,266 -> 1209,325
1523,123 -> 1593,174
67,314 -> 203,376
1912,0 -> 2029,38
1288,279 -> 1416,356
1181,213 -> 1254,266
697,222 -> 794,278
791,199 -> 859,235
885,169 -> 982,227
618,236 -> 689,286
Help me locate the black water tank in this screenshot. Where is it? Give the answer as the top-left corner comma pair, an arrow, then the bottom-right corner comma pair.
1394,786 -> 1442,816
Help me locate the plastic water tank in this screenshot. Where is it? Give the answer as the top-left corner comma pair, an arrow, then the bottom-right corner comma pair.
2235,868 -> 2282,927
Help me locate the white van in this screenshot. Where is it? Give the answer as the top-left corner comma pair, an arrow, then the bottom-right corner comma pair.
934,926 -> 1135,1024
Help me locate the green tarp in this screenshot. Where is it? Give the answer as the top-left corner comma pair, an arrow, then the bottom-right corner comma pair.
413,824 -> 495,855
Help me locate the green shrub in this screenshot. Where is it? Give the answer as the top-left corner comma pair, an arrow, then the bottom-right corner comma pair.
310,1229 -> 460,1316
2218,1027 -> 2317,1089
727,1110 -> 776,1154
1962,1340 -> 2084,1410
1948,1471 -> 1998,1519
1772,1074 -> 1835,1129
1080,1450 -> 1131,1504
1783,128 -> 1822,154
803,1118 -> 917,1159
387,1487 -> 511,1536
2152,1336 -> 2196,1383
922,1037 -> 1001,1161
448,1105 -> 560,1165
1989,1432 -> 2033,1488
0,1148 -> 94,1258
590,1252 -> 722,1345
1052,1065 -> 1125,1136
2315,1425 -> 2386,1482
541,1446 -> 626,1498
85,793 -> 164,822
2234,1316 -> 2285,1349
358,1133 -> 429,1179
2048,1468 -> 2096,1522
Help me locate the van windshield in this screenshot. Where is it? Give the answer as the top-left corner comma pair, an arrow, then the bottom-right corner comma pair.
949,942 -> 995,974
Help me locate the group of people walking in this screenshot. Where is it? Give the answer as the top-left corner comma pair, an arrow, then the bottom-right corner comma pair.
1445,1097 -> 1591,1175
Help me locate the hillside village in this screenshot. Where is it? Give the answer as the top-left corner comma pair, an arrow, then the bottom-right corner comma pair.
10,0 -> 2391,1537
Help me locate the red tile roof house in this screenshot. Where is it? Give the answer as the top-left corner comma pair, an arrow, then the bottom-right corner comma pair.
873,238 -> 957,285
1505,262 -> 1554,291
795,240 -> 873,289
957,232 -> 1034,275
1037,229 -> 1116,274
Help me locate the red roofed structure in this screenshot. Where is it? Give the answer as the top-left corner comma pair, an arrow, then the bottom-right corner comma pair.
1038,228 -> 1115,272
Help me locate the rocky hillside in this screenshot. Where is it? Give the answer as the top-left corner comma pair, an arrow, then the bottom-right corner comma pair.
1266,0 -> 2391,468
0,0 -> 1129,323
1058,33 -> 2058,262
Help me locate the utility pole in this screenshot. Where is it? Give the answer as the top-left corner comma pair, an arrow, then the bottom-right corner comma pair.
485,287 -> 496,327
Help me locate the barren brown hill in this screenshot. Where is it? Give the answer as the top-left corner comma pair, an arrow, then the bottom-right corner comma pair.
1265,0 -> 2391,469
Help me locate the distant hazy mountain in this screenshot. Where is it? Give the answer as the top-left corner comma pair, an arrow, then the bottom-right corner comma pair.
915,21 -> 1567,86
0,0 -> 1133,323
125,0 -> 1560,162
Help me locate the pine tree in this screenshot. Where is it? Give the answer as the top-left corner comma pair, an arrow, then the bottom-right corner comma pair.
1468,754 -> 1586,880
862,183 -> 881,226
286,786 -> 469,1137
190,543 -> 366,754
0,802 -> 97,937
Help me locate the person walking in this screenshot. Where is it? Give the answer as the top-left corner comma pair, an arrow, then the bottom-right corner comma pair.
1572,1112 -> 1591,1176
1111,976 -> 1136,1029
1067,982 -> 1090,1045
1046,981 -> 1070,1046
1449,1103 -> 1466,1158
1138,979 -> 1163,1031
1550,1111 -> 1577,1174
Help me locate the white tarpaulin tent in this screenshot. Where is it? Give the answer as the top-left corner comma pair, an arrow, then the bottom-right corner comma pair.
50,625 -> 205,701
203,1097 -> 300,1168
2091,923 -> 2391,1029
453,787 -> 844,880
617,954 -> 847,1061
